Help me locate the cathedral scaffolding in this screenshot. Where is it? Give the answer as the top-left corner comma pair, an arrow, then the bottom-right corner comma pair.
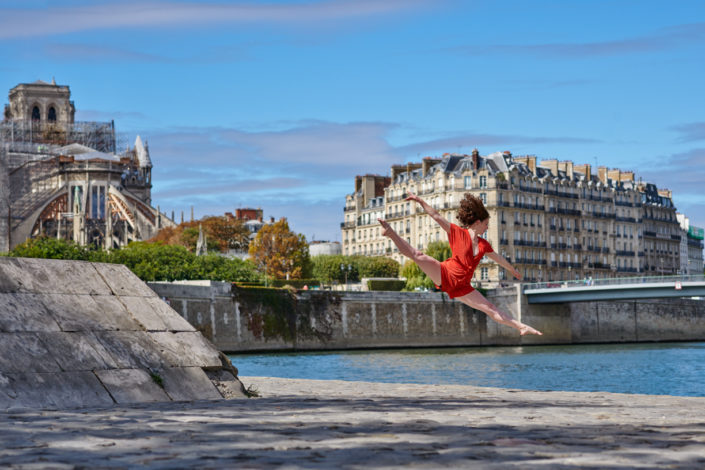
0,119 -> 128,169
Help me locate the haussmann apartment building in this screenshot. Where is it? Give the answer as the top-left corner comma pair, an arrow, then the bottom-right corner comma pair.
341,150 -> 695,287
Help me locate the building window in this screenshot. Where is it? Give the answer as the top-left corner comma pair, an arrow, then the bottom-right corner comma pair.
480,267 -> 488,280
48,107 -> 57,122
479,176 -> 487,188
464,176 -> 472,189
32,106 -> 40,121
480,193 -> 487,204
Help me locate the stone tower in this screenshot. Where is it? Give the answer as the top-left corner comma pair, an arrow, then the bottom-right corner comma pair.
4,78 -> 76,124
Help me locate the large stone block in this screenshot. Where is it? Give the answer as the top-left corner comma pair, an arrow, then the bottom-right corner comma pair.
119,295 -> 195,332
95,369 -> 170,404
0,371 -> 114,410
94,331 -> 173,369
205,369 -> 247,399
35,332 -> 119,371
118,295 -> 169,331
150,332 -> 222,368
49,259 -> 113,295
160,367 -> 222,401
39,294 -> 141,332
0,293 -> 62,332
0,333 -> 61,373
92,262 -> 157,298
0,258 -> 112,295
0,257 -> 52,294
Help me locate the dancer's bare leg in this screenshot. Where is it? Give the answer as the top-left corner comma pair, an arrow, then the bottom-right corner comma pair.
458,290 -> 542,336
378,218 -> 442,285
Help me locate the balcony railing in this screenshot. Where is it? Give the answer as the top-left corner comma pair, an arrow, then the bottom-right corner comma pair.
616,250 -> 636,257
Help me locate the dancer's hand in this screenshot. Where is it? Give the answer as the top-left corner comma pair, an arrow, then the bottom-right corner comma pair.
378,218 -> 393,237
510,267 -> 522,280
405,191 -> 421,203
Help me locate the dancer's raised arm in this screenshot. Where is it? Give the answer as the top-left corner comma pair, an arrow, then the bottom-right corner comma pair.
405,191 -> 451,233
487,252 -> 522,280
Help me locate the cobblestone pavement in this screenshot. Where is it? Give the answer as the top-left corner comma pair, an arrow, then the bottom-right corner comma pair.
2,376 -> 705,469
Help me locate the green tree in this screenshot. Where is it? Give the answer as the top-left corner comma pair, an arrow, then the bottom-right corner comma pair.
7,237 -> 92,260
248,218 -> 311,280
5,237 -> 260,283
311,255 -> 351,283
354,255 -> 400,278
400,241 -> 450,291
400,260 -> 435,291
426,241 -> 451,262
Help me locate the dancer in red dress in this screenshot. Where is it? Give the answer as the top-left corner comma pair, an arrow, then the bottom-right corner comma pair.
379,191 -> 542,336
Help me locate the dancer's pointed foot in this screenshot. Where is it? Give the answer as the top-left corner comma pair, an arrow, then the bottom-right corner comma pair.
378,218 -> 393,237
519,325 -> 542,336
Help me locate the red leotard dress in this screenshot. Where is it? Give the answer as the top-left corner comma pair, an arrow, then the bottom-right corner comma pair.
436,223 -> 494,299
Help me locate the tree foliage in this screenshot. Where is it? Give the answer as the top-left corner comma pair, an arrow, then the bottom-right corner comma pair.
7,236 -> 98,261
401,241 -> 450,291
248,218 -> 311,280
311,254 -> 400,284
354,255 -> 400,278
426,241 -> 451,262
149,216 -> 250,253
4,237 -> 260,283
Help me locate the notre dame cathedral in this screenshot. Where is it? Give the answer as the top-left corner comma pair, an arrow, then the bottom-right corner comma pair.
0,79 -> 174,252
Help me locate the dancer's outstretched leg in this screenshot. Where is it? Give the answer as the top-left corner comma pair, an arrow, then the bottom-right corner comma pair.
378,218 -> 442,285
458,290 -> 542,336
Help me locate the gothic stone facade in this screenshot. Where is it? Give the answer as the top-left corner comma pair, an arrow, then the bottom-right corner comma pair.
0,80 -> 173,252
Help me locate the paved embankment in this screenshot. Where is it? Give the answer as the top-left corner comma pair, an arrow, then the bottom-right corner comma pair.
2,376 -> 704,469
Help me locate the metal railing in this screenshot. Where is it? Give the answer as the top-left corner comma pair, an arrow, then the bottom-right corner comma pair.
523,274 -> 705,292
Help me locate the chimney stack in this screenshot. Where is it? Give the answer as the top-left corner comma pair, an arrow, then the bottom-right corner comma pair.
574,163 -> 591,180
597,166 -> 608,185
471,149 -> 479,171
607,168 -> 621,183
658,188 -> 672,199
528,156 -> 537,175
620,171 -> 634,182
541,159 -> 559,176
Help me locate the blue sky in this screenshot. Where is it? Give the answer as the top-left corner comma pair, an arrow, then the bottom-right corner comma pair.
1,0 -> 704,242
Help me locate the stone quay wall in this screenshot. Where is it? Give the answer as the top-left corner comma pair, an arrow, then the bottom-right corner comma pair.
148,282 -> 705,353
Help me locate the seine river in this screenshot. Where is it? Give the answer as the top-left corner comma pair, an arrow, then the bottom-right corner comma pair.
230,342 -> 705,397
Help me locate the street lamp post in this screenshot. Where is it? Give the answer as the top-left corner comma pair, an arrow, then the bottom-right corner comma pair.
340,263 -> 352,290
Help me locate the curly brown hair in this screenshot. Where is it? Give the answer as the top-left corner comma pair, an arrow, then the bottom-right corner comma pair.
457,193 -> 489,228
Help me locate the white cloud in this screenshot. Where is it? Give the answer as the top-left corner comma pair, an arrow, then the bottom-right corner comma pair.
143,120 -> 611,240
0,0 -> 435,39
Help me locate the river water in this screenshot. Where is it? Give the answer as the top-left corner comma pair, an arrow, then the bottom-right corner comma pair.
230,342 -> 705,397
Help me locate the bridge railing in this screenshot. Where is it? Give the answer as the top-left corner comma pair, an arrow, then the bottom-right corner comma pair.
523,274 -> 705,292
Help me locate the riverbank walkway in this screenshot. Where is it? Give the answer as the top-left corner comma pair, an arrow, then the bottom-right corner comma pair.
2,376 -> 704,468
